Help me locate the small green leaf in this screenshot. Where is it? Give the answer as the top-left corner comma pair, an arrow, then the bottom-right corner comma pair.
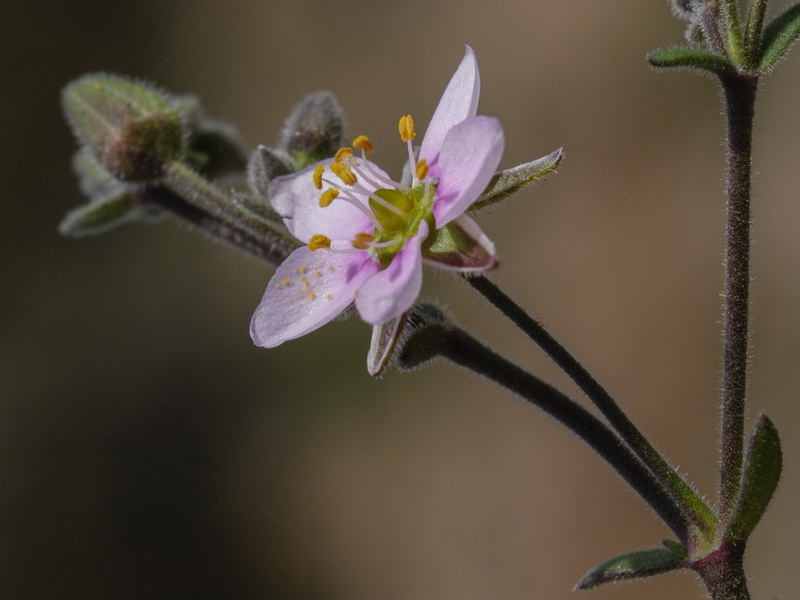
470,148 -> 563,213
724,414 -> 782,541
661,539 -> 689,559
59,191 -> 140,236
575,547 -> 685,590
758,3 -> 800,71
648,46 -> 735,75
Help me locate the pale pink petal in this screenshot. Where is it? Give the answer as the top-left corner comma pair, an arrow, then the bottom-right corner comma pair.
250,246 -> 379,347
268,160 -> 374,243
355,221 -> 429,325
432,116 -> 504,227
419,46 -> 480,175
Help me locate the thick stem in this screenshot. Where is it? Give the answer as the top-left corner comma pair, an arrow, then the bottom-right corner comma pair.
465,275 -> 716,538
718,73 -> 758,523
692,540 -> 750,600
428,324 -> 692,542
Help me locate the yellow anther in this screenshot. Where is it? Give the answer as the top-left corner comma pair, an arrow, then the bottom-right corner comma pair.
309,234 -> 332,250
415,158 -> 429,180
319,188 -> 339,207
399,115 -> 416,142
312,164 -> 325,190
353,135 -> 374,154
352,232 -> 374,250
329,161 -> 357,186
334,147 -> 353,162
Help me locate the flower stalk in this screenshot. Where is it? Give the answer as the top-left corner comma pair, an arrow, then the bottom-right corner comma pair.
464,275 -> 717,540
399,317 -> 692,542
718,71 -> 758,525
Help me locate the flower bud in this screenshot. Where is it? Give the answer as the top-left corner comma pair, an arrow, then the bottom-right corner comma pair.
247,145 -> 294,199
62,73 -> 184,182
278,91 -> 344,168
175,94 -> 248,179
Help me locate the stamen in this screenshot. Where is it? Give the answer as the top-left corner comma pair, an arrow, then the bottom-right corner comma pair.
334,147 -> 353,162
332,188 -> 386,233
312,164 -> 325,190
415,158 -> 429,180
319,188 -> 339,207
353,135 -> 374,154
329,161 -> 357,186
398,115 -> 416,142
352,232 -> 374,250
309,234 -> 331,250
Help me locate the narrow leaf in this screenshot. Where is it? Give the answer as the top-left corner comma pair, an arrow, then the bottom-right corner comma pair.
575,547 -> 685,590
758,3 -> 800,71
648,46 -> 734,75
744,0 -> 769,63
724,414 -> 782,541
469,148 -> 563,213
59,191 -> 140,236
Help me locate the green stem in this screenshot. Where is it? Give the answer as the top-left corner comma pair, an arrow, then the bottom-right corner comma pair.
417,323 -> 692,542
160,161 -> 299,263
717,72 -> 759,524
465,275 -> 716,538
141,187 -> 300,265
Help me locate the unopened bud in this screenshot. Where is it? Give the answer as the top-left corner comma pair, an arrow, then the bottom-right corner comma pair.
247,145 -> 294,199
62,73 -> 184,182
279,91 -> 344,168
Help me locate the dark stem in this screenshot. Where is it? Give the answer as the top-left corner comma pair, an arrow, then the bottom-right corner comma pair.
692,540 -> 750,600
718,73 -> 758,523
427,323 -> 692,542
465,275 -> 715,536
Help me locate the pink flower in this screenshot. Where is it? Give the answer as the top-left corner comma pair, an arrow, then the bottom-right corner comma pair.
251,46 -> 504,348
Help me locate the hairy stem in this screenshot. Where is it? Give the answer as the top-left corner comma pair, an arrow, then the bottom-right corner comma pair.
718,72 -> 758,524
423,323 -> 692,542
465,275 -> 716,537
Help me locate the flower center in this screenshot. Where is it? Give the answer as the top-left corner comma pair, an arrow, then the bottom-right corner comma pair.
312,116 -> 436,268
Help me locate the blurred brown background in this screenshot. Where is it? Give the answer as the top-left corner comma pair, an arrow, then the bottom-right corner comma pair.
2,1 -> 799,598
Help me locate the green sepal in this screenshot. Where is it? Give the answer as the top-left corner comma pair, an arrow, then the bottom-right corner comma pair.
367,312 -> 409,377
724,414 -> 782,541
469,148 -> 563,213
648,46 -> 735,75
62,73 -> 184,182
757,3 -> 800,71
422,217 -> 496,272
575,546 -> 686,590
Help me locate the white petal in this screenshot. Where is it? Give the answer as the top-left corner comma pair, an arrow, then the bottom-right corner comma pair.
419,46 -> 480,174
355,221 -> 429,325
268,160 -> 374,243
432,116 -> 504,227
250,246 -> 379,347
